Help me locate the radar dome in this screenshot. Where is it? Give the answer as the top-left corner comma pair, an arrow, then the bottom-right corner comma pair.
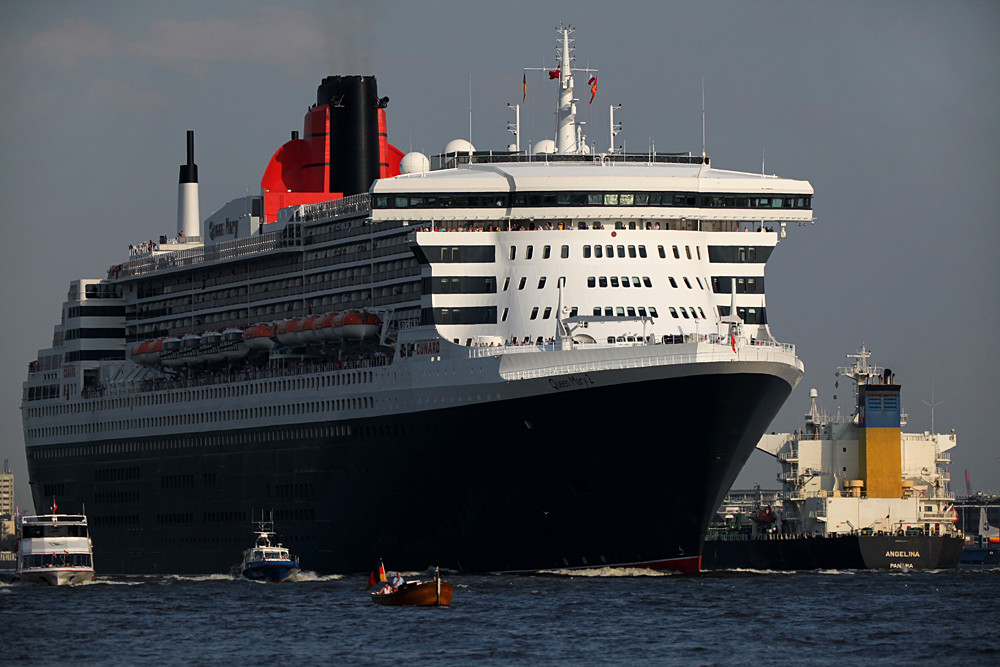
533,139 -> 557,154
443,139 -> 475,155
399,152 -> 430,174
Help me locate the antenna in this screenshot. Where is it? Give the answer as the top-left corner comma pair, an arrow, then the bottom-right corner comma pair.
701,76 -> 706,158
609,104 -> 622,153
921,385 -> 943,433
761,148 -> 766,176
468,73 -> 473,144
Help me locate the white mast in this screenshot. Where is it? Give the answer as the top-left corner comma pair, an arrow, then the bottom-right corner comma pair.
555,25 -> 578,154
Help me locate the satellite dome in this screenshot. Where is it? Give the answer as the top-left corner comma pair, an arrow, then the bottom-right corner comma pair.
399,152 -> 430,174
443,139 -> 475,155
533,139 -> 557,154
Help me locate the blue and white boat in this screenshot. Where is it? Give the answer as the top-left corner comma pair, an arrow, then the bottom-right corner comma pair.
237,515 -> 300,582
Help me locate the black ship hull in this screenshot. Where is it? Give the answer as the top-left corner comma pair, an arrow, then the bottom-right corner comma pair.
702,534 -> 965,571
29,369 -> 794,575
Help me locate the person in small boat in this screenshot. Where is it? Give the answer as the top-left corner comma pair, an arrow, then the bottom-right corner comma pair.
377,580 -> 393,595
392,572 -> 404,591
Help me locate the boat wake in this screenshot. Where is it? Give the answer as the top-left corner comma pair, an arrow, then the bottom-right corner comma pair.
538,566 -> 677,577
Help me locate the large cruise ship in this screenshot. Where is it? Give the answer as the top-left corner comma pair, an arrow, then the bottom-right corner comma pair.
21,26 -> 813,575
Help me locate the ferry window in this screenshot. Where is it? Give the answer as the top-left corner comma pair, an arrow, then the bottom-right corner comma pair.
570,307 -> 578,317
503,277 -> 510,291
620,194 -> 634,205
604,194 -> 619,205
610,277 -> 619,288
737,278 -> 746,293
748,247 -> 756,261
638,307 -> 647,317
543,245 -> 551,259
696,277 -> 704,290
738,247 -> 747,262
599,277 -> 608,287
584,245 -> 592,259
747,277 -> 757,292
642,276 -> 652,287
530,307 -> 539,320
669,277 -> 678,288
679,307 -> 690,319
622,276 -> 631,288
635,193 -> 649,205
617,245 -> 625,258
639,246 -> 647,258
685,246 -> 692,259
604,307 -> 614,316
594,245 -> 603,258
606,245 -> 614,257
593,307 -> 602,316
627,307 -> 636,317
683,278 -> 692,289
526,245 -> 534,260
538,277 -> 546,289
698,307 -> 707,318
672,245 -> 680,259
561,245 -> 569,259
689,307 -> 698,319
616,307 -> 625,316
543,307 -> 552,319
588,193 -> 603,205
628,222 -> 637,230
509,246 -> 517,260
658,245 -> 666,259
588,276 -> 596,288
628,246 -> 637,258
649,307 -> 659,317
631,277 -> 641,287
518,277 -> 526,290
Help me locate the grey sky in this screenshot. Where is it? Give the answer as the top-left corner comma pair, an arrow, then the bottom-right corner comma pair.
1,1 -> 998,510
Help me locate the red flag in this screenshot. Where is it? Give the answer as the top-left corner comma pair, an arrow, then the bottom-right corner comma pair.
548,67 -> 560,80
522,73 -> 526,102
589,76 -> 597,104
730,333 -> 736,353
366,571 -> 376,590
52,498 -> 58,512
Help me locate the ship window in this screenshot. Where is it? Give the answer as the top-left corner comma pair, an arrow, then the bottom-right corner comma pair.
738,247 -> 747,262
642,276 -> 652,287
501,308 -> 508,322
537,277 -> 546,289
610,277 -> 619,288
627,245 -> 636,258
616,307 -> 625,316
599,277 -> 608,287
594,245 -> 603,258
685,246 -> 692,259
679,307 -> 690,319
658,245 -> 666,259
696,277 -> 704,289
530,307 -> 539,320
543,245 -> 551,259
593,307 -> 601,316
669,307 -> 678,318
698,307 -> 707,318
604,307 -> 613,316
630,277 -> 640,287
570,307 -> 578,316
696,247 -> 702,260
638,307 -> 647,317
509,246 -> 517,260
748,247 -> 756,261
683,277 -> 692,289
588,276 -> 596,288
588,193 -> 603,205
542,307 -> 552,319
672,245 -> 680,259
503,277 -> 510,291
639,246 -> 647,258
620,194 -> 634,205
604,194 -> 619,205
627,307 -> 636,317
518,277 -> 526,290
649,307 -> 659,317
617,245 -> 625,258
606,245 -> 614,257
561,245 -> 569,259
526,245 -> 534,260
689,307 -> 698,319
583,245 -> 592,259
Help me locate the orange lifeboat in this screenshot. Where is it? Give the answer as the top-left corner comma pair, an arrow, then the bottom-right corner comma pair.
314,313 -> 339,341
275,318 -> 302,345
294,315 -> 322,345
244,323 -> 276,350
333,310 -> 381,340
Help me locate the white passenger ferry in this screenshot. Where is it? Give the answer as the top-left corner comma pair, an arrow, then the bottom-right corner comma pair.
16,510 -> 95,585
22,25 -> 813,575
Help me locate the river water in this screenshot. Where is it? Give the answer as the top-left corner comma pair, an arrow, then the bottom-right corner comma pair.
2,567 -> 997,665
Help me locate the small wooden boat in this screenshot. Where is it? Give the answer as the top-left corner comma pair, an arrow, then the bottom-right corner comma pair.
371,573 -> 453,607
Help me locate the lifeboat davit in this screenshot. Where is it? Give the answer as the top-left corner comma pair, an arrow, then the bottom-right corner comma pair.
244,323 -> 276,350
179,333 -> 203,366
275,318 -> 302,345
220,327 -> 249,360
198,331 -> 224,363
160,337 -> 184,367
333,310 -> 381,340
